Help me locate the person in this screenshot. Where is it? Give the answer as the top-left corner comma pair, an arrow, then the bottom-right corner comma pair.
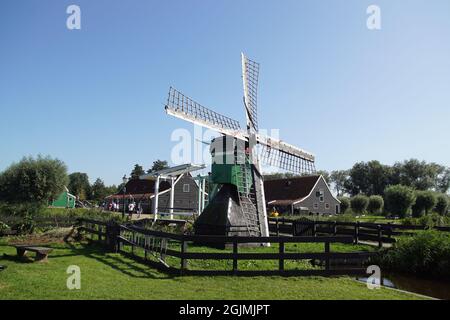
137,202 -> 143,218
128,201 -> 135,218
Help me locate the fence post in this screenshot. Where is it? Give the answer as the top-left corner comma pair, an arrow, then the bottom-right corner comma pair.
354,222 -> 359,244
377,225 -> 383,249
313,221 -> 317,237
324,241 -> 330,273
333,222 -> 337,236
276,219 -> 280,237
233,238 -> 238,275
279,241 -> 285,272
106,221 -> 120,253
180,239 -> 188,276
387,222 -> 392,239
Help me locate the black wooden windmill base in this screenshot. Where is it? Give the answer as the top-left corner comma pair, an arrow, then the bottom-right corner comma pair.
194,184 -> 261,249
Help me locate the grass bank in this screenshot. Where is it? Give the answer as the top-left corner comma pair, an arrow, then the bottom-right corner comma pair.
0,237 -> 425,300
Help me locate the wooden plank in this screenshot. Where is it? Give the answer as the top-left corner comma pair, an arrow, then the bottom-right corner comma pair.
179,251 -> 375,261
182,268 -> 367,277
279,242 -> 285,271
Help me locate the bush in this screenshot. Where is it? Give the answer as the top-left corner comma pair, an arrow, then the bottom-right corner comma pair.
0,155 -> 68,204
435,194 -> 449,216
376,230 -> 450,279
0,202 -> 44,233
0,221 -> 10,233
338,197 -> 350,214
350,195 -> 369,214
402,213 -> 450,227
384,185 -> 416,218
412,191 -> 437,218
0,204 -> 124,234
367,195 -> 384,215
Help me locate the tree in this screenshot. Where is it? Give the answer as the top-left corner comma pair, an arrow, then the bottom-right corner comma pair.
344,161 -> 390,196
368,195 -> 384,215
0,155 -> 68,204
265,172 -> 300,180
412,191 -> 437,218
366,161 -> 390,196
338,197 -> 350,214
435,194 -> 449,216
350,195 -> 369,214
68,172 -> 91,200
147,160 -> 169,173
435,167 -> 450,193
330,170 -> 349,197
345,162 -> 369,196
130,164 -> 145,180
384,185 -> 416,218
393,159 -> 438,191
90,178 -> 109,201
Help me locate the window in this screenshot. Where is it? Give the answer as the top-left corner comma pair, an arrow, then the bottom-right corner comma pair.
183,184 -> 190,193
325,203 -> 330,210
318,189 -> 324,202
313,203 -> 319,209
316,189 -> 324,198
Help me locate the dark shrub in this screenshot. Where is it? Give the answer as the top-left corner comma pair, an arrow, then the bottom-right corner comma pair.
350,195 -> 369,214
412,191 -> 437,218
338,197 -> 350,214
384,185 -> 416,218
376,230 -> 450,279
435,194 -> 449,216
368,195 -> 384,215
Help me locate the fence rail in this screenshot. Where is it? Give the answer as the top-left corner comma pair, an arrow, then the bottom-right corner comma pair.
77,218 -> 372,277
269,218 -> 450,248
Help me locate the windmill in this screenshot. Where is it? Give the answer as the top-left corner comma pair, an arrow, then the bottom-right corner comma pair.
165,53 -> 316,239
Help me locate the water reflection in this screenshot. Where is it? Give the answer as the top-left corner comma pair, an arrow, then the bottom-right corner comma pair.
357,273 -> 450,300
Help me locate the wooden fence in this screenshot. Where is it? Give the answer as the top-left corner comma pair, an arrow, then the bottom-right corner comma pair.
0,215 -> 79,236
77,218 -> 373,277
269,218 -> 450,248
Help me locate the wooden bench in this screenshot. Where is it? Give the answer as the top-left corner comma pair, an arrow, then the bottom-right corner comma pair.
14,245 -> 53,262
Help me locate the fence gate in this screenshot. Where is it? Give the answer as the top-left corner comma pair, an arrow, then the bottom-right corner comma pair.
293,218 -> 314,236
120,227 -> 170,267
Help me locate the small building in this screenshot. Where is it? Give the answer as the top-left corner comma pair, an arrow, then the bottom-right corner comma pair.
51,187 -> 76,208
264,175 -> 340,215
106,165 -> 205,216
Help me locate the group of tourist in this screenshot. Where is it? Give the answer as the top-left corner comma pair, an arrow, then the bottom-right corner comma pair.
104,200 -> 143,217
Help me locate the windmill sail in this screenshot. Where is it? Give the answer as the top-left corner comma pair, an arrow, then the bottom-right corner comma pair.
241,53 -> 260,132
165,87 -> 246,140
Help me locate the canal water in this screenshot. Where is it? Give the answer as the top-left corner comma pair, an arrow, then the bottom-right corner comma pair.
357,273 -> 450,300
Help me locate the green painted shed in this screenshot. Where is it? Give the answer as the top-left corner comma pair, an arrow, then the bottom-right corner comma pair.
51,187 -> 76,208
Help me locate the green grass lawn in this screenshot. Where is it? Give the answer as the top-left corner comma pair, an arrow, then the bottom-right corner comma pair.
0,238 -> 425,300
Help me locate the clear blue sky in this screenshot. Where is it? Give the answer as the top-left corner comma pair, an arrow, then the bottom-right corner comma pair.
1,0 -> 449,186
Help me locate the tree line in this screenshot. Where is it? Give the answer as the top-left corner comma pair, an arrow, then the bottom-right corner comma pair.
0,156 -> 169,205
264,158 -> 450,218
67,160 -> 169,201
326,159 -> 449,197
265,159 -> 449,196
